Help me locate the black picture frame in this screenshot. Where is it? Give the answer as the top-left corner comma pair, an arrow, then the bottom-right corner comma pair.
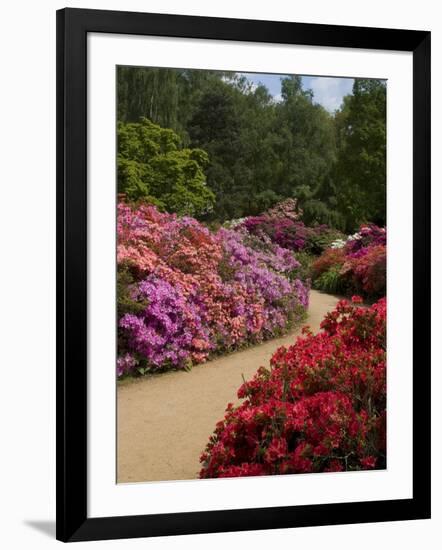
56,7 -> 431,542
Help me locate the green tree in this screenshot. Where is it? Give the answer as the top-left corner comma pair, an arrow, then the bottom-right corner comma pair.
117,67 -> 386,228
117,67 -> 227,143
187,82 -> 244,219
118,118 -> 215,217
274,76 -> 337,201
333,79 -> 386,231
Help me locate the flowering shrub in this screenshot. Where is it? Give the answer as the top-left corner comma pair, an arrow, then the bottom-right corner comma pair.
330,238 -> 347,249
345,224 -> 386,256
117,201 -> 309,376
241,202 -> 344,255
311,248 -> 346,279
344,245 -> 386,297
199,297 -> 386,478
312,224 -> 386,299
119,276 -> 211,370
266,198 -> 303,221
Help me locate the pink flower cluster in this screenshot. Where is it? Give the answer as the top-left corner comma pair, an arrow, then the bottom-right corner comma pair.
241,215 -> 343,255
117,202 -> 309,375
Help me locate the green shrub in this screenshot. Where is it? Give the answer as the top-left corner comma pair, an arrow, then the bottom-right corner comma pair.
313,266 -> 347,295
306,227 -> 346,255
117,267 -> 148,318
118,118 -> 215,216
293,251 -> 315,282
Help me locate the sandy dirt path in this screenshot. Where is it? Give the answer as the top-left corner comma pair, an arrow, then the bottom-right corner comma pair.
117,290 -> 340,483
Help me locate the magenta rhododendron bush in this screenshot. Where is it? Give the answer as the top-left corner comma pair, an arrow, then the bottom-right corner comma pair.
199,297 -> 386,478
117,202 -> 309,376
240,200 -> 344,254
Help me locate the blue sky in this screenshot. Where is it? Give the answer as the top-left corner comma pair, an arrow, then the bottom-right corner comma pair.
240,72 -> 354,112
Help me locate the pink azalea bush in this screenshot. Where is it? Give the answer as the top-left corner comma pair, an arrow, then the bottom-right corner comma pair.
117,202 -> 309,376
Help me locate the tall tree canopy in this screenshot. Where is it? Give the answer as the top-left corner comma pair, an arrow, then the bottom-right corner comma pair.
333,79 -> 387,230
117,67 -> 386,231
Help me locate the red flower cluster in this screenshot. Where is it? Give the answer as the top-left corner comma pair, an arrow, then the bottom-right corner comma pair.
312,225 -> 386,299
311,248 -> 346,279
199,297 -> 386,478
344,245 -> 386,297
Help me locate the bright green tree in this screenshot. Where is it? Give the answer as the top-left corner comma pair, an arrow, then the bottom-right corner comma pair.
118,118 -> 215,217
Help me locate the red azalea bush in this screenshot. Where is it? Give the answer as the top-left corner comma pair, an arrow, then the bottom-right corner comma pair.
312,224 -> 386,299
199,297 -> 386,478
311,248 -> 346,278
344,245 -> 387,297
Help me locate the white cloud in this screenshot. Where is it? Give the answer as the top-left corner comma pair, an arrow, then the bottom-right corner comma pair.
308,78 -> 353,112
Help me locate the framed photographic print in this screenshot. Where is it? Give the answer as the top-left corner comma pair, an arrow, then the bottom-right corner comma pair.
56,7 -> 431,542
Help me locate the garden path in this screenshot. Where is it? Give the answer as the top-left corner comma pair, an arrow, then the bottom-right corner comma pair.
117,290 -> 340,483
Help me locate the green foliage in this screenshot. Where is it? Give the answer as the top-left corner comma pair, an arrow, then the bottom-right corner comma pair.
293,251 -> 315,282
117,66 -> 229,141
304,226 -> 346,255
274,77 -> 337,201
117,118 -> 215,216
117,267 -> 148,318
301,198 -> 346,230
313,266 -> 347,295
185,74 -> 338,221
333,80 -> 387,231
117,68 -> 386,229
